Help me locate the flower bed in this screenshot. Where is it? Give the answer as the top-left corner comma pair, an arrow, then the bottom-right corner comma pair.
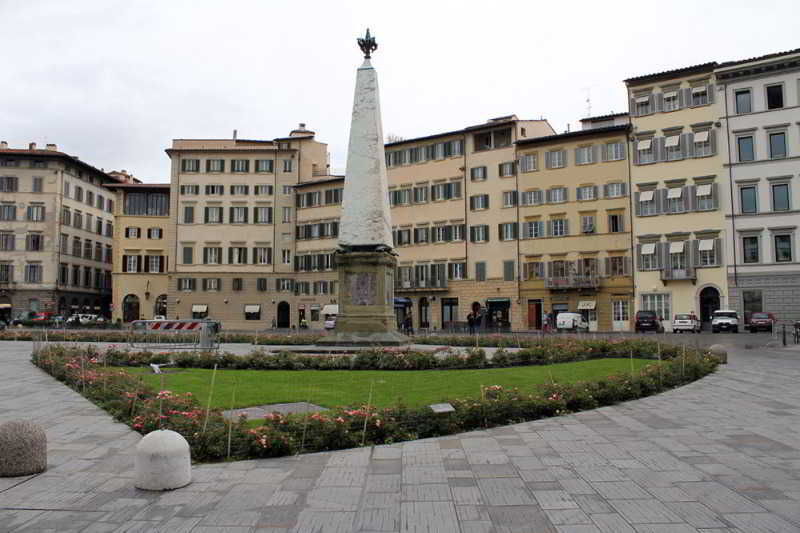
32,343 -> 719,462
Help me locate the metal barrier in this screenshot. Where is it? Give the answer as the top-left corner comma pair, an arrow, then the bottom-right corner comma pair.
128,320 -> 221,351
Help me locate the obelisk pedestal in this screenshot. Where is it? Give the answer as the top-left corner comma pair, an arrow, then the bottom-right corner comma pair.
318,30 -> 408,346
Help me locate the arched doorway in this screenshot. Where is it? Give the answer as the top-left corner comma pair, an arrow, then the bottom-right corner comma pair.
123,294 -> 140,323
154,294 -> 167,317
419,297 -> 429,329
277,301 -> 290,328
699,286 -> 720,325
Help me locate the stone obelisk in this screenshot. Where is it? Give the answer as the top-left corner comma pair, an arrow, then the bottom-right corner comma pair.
320,29 -> 407,346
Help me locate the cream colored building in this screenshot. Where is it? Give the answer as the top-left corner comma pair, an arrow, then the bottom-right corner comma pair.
0,142 -> 117,322
625,63 -> 729,330
516,116 -> 634,332
166,125 -> 331,329
105,182 -> 171,322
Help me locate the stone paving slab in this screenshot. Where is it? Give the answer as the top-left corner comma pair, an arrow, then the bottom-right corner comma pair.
1,340 -> 800,532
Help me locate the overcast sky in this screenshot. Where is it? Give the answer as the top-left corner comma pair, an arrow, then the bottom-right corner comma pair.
2,0 -> 797,182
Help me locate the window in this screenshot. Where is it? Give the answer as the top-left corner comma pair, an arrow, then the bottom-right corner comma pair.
498,162 -> 514,177
180,184 -> 199,195
83,240 -> 92,259
72,237 -> 81,256
641,293 -> 670,322
740,186 -> 758,214
475,261 -> 486,281
389,189 -> 411,206
634,95 -> 651,116
637,190 -> 656,216
147,227 -> 163,239
24,233 -> 43,252
230,206 -> 248,224
474,128 -> 511,151
85,214 -> 93,232
519,154 -> 537,172
698,239 -> 717,267
524,262 -> 544,279
324,188 -> 343,204
665,135 -> 681,160
26,204 -> 45,221
470,194 -> 489,210
577,185 -> 596,201
575,146 -> 593,165
231,278 -> 244,291
772,183 -> 790,211
639,242 -> 658,270
412,186 -> 428,203
178,278 -> 195,291
255,278 -> 269,292
742,290 -> 763,317
253,247 -> 272,265
181,159 -> 200,172
503,260 -> 515,281
96,194 -> 104,209
244,304 -> 261,320
182,246 -> 193,265
637,139 -> 654,164
469,225 -> 489,243
550,219 -> 567,237
24,264 -> 42,283
769,132 -> 786,159
737,136 -> 754,162
96,218 -> 103,234
663,90 -> 678,111
522,220 -> 544,239
203,247 -> 222,265
282,207 -> 292,223
693,130 -> 712,157
282,185 -> 292,196
502,191 -> 517,207
203,278 -> 220,291
63,181 -> 70,196
104,245 -> 112,264
183,205 -> 194,223
206,159 -> 224,172
548,187 -> 567,203
255,184 -> 273,196
106,199 -> 114,213
546,150 -> 565,169
441,298 -> 459,325
0,263 -> 13,282
205,184 -> 224,195
86,191 -> 94,206
392,228 -> 411,246
775,234 -> 792,262
431,182 -> 461,201
59,263 -> 68,285
608,213 -> 624,233
605,143 -> 625,161
499,222 -> 517,241
0,176 -> 18,192
447,262 -> 466,280
71,265 -> 80,285
766,84 -> 784,109
105,221 -> 113,237
735,89 -> 751,114
125,255 -> 139,273
254,206 -> 273,224
205,206 -> 223,223
666,187 -> 684,214
413,227 -> 429,244
281,249 -> 291,264
75,186 -> 83,202
581,215 -> 595,234
231,184 -> 249,195
691,86 -> 708,106
605,182 -> 625,198
696,184 -> 714,211
231,159 -> 249,173
0,232 -> 15,251
125,227 -> 141,238
147,255 -> 163,273
613,300 -> 630,322
283,159 -> 293,172
229,247 -> 248,264
521,190 -> 543,206
32,176 -> 43,193
73,211 -> 82,229
609,256 -> 626,276
742,236 -> 759,263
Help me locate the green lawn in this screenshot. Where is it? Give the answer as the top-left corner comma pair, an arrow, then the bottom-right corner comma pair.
127,358 -> 651,410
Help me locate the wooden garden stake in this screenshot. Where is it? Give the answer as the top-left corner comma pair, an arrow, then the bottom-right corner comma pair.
202,364 -> 218,434
361,380 -> 375,447
227,377 -> 237,459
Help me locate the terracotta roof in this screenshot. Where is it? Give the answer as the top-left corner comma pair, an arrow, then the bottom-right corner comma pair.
717,47 -> 800,69
0,148 -> 124,183
579,112 -> 628,122
293,176 -> 344,188
515,124 -> 630,146
625,62 -> 717,85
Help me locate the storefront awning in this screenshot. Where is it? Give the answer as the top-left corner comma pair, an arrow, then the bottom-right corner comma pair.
0,303 -> 11,309
669,241 -> 685,254
394,297 -> 411,306
640,190 -> 654,202
486,298 -> 511,305
699,239 -> 715,251
577,301 -> 596,310
244,305 -> 261,313
191,304 -> 208,313
321,304 -> 338,316
641,243 -> 656,255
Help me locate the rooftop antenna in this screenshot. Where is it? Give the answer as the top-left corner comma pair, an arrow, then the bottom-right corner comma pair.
582,87 -> 592,117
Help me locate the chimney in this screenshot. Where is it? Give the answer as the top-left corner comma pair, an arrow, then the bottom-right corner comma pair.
45,143 -> 57,151
0,141 -> 7,149
29,142 -> 37,150
233,129 -> 238,140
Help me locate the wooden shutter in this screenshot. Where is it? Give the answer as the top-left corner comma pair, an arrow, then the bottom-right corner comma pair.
144,255 -> 151,273
576,187 -> 582,201
709,129 -> 717,155
654,92 -> 664,113
681,133 -> 694,158
714,238 -> 722,266
546,220 -> 552,237
707,84 -> 715,104
629,97 -> 638,117
711,183 -> 719,210
656,137 -> 666,162
469,196 -> 475,210
603,184 -> 609,198
136,256 -> 143,273
159,256 -> 165,273
603,257 -> 610,277
686,185 -> 697,211
122,255 -> 128,273
660,242 -> 669,274
632,142 -> 639,165
620,182 -> 628,196
204,207 -> 209,223
592,185 -> 598,199
563,219 -> 569,236
680,88 -> 692,108
636,244 -> 643,271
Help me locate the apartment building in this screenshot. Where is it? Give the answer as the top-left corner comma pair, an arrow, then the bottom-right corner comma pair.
516,116 -> 634,332
105,182 -> 171,322
166,125 -> 330,329
625,63 -> 729,330
716,49 -> 800,324
384,115 -> 555,331
0,142 -> 117,322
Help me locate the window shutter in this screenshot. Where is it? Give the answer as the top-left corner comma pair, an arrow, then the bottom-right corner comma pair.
512,190 -> 518,205
681,88 -> 692,108
592,185 -> 598,199
600,144 -> 609,162
122,255 -> 128,273
707,84 -> 715,104
563,219 -> 569,235
137,256 -> 143,273
545,189 -> 552,203
562,150 -> 568,167
602,257 -> 609,277
228,248 -> 233,264
243,208 -> 248,223
686,185 -> 697,211
545,152 -> 551,169
623,257 -> 631,275
621,183 -> 628,196
546,220 -> 552,237
681,133 -> 693,158
654,92 -> 664,113
632,142 -> 639,165
159,256 -> 165,273
512,223 -> 518,239
592,145 -> 600,163
204,207 -> 209,223
469,226 -> 476,242
711,183 -> 719,210
660,242 -> 669,273
636,245 -> 643,271
202,278 -> 207,291
656,137 -> 667,162
228,207 -> 234,223
619,214 -> 625,232
690,240 -> 698,269
714,238 -> 722,266
576,187 -> 582,201
655,189 -> 665,215
546,261 -> 552,277
709,129 -> 717,155
469,196 -> 475,210
629,97 -> 638,117
144,255 -> 150,273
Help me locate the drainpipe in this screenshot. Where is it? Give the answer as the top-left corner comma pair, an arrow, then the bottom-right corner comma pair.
173,156 -> 181,319
625,124 -> 637,318
514,134 -> 522,326
722,82 -> 738,289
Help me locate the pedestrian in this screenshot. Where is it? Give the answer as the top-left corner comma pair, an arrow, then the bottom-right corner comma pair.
404,313 -> 414,335
543,310 -> 551,333
467,312 -> 475,334
271,318 -> 277,329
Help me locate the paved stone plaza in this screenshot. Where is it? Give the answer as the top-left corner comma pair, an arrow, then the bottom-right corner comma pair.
1,339 -> 800,532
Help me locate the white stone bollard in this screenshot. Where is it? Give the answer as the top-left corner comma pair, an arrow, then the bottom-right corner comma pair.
708,344 -> 728,364
0,420 -> 47,477
135,429 -> 191,490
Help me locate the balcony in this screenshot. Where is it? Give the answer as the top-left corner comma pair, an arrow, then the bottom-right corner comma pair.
395,278 -> 448,292
545,275 -> 599,290
660,268 -> 696,284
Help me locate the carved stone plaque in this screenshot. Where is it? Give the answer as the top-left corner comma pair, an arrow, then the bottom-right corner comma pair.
347,272 -> 376,306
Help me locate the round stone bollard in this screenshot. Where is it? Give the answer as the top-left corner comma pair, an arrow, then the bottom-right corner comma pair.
135,429 -> 191,491
708,344 -> 728,364
0,420 -> 47,477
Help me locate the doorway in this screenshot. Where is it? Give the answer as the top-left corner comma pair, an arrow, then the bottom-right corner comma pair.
418,297 -> 430,329
486,299 -> 510,331
277,301 -> 290,328
527,299 -> 542,330
699,286 -> 720,325
122,294 -> 140,322
154,294 -> 167,317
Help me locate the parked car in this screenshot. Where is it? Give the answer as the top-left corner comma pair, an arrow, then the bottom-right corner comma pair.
748,312 -> 774,333
153,315 -> 166,320
712,309 -> 739,333
672,313 -> 701,333
31,312 -> 54,321
555,312 -> 588,332
635,310 -> 663,333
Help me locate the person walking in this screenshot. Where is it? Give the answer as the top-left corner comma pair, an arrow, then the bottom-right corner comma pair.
467,312 -> 475,334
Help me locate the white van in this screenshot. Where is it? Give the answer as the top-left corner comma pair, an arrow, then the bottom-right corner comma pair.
556,312 -> 589,332
321,304 -> 338,330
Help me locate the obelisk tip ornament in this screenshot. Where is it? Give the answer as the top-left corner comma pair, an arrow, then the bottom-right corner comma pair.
357,28 -> 377,59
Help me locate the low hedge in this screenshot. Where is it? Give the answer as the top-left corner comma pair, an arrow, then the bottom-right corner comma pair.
0,329 -> 320,345
32,343 -> 719,462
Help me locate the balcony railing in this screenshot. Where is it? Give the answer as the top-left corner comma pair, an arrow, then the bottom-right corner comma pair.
544,275 -> 599,289
395,278 -> 448,291
660,268 -> 696,282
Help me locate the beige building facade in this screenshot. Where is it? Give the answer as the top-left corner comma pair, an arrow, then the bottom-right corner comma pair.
625,64 -> 730,330
0,142 -> 117,322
